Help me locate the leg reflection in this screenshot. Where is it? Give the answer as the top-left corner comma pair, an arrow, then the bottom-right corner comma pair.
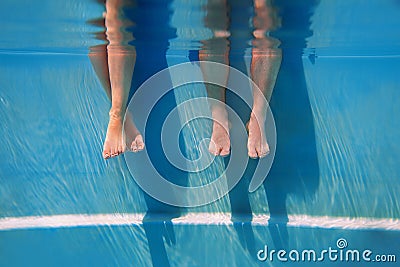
89,0 -> 144,159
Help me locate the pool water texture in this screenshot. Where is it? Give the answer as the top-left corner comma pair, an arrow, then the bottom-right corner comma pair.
0,0 -> 400,266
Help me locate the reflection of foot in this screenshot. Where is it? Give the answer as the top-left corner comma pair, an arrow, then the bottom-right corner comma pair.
247,112 -> 270,158
103,112 -> 125,159
209,108 -> 230,156
124,113 -> 144,152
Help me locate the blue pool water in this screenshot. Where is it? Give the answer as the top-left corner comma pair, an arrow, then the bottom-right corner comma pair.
1,0 -> 400,266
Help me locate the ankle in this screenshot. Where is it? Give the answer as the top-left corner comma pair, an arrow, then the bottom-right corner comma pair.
109,108 -> 124,121
250,109 -> 266,122
249,113 -> 265,131
211,105 -> 228,118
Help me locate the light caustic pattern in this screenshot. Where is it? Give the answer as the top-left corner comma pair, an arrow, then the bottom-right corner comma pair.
124,62 -> 276,207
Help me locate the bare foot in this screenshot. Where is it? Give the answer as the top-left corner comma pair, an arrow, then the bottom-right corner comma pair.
103,112 -> 125,159
209,108 -> 230,156
124,113 -> 144,152
103,112 -> 144,159
247,112 -> 270,158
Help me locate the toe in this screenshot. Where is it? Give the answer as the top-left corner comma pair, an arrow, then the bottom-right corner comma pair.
210,147 -> 221,156
118,144 -> 125,155
136,136 -> 144,151
259,143 -> 270,158
131,138 -> 144,153
110,147 -> 118,158
215,146 -> 223,156
137,143 -> 144,151
103,142 -> 110,159
248,150 -> 258,159
248,143 -> 258,158
131,142 -> 138,152
247,141 -> 257,159
255,145 -> 263,158
220,146 -> 230,157
209,141 -> 218,155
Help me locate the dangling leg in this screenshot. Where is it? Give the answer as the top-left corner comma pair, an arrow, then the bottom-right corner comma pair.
247,0 -> 282,158
200,0 -> 231,156
90,0 -> 143,159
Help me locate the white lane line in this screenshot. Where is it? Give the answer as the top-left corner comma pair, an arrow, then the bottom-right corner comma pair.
0,213 -> 399,231
0,213 -> 145,230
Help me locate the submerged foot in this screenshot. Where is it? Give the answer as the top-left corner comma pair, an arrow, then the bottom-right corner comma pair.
209,108 -> 230,156
103,112 -> 144,159
209,121 -> 231,156
247,112 -> 269,158
103,112 -> 125,159
124,113 -> 144,152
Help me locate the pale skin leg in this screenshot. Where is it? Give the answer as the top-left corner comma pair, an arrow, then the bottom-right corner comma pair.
89,0 -> 144,159
200,54 -> 230,156
247,0 -> 282,158
200,0 -> 231,156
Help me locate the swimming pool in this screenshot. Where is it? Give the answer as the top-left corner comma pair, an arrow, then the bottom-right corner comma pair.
0,0 -> 399,266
